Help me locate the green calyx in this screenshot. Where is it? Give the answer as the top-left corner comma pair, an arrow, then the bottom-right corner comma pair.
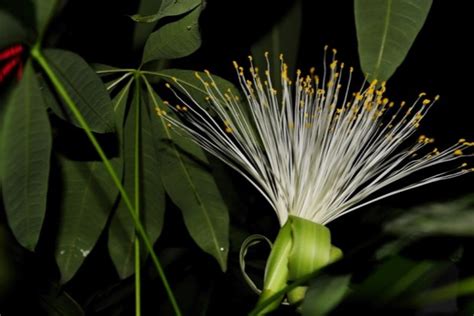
256,215 -> 342,314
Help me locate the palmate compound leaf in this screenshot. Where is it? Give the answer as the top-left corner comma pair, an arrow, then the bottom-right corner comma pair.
1,61 -> 52,250
43,49 -> 115,133
55,155 -> 121,284
143,78 -> 229,271
108,81 -> 166,278
355,0 -> 432,82
142,3 -> 203,63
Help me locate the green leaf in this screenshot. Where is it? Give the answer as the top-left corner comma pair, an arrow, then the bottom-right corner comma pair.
301,275 -> 351,316
156,68 -> 243,108
55,155 -> 121,283
384,195 -> 474,237
257,222 -> 292,314
144,83 -> 229,271
251,0 -> 301,89
142,4 -> 202,63
32,0 -> 58,35
155,68 -> 251,125
1,61 -> 52,250
160,68 -> 237,90
108,82 -> 165,279
43,49 -> 115,133
286,216 -> 333,305
355,0 -> 432,81
0,10 -> 28,48
288,216 -> 331,281
131,0 -> 200,23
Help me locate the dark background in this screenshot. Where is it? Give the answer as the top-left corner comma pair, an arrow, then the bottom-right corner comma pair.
2,0 -> 474,315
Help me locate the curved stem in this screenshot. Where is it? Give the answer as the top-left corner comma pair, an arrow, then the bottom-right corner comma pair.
31,48 -> 182,316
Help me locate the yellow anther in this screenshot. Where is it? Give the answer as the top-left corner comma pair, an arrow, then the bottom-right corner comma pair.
458,138 -> 466,143
454,149 -> 463,156
155,108 -> 167,117
419,92 -> 427,97
225,127 -> 233,133
165,83 -> 171,88
233,61 -> 238,69
422,99 -> 431,105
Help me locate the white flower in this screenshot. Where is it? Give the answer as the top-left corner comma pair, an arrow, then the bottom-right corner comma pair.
159,48 -> 472,226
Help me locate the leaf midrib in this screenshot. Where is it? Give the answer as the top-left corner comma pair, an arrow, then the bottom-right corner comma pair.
374,0 -> 393,80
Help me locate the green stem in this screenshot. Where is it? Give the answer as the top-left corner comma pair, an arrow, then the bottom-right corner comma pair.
133,75 -> 142,316
31,48 -> 182,316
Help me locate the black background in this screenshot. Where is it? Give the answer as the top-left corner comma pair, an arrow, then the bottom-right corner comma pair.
1,0 -> 474,315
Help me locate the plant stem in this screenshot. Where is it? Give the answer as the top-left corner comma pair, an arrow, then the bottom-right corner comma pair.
31,48 -> 182,316
133,75 -> 142,316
